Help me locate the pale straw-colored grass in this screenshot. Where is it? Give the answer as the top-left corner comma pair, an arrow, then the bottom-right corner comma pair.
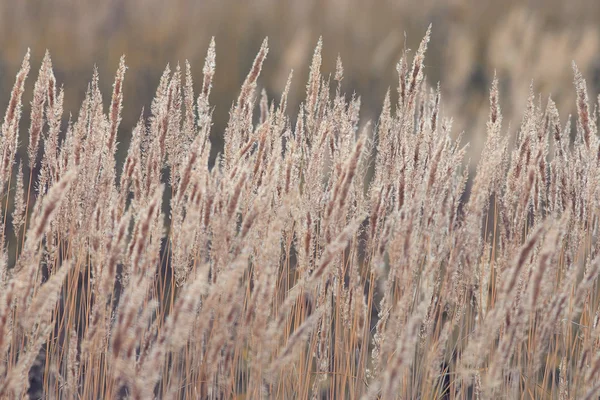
0,26 -> 599,399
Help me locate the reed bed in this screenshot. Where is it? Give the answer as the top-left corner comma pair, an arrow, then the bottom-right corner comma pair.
0,27 -> 600,399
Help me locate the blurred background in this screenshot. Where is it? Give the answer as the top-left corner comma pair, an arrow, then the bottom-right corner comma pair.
1,0 -> 600,164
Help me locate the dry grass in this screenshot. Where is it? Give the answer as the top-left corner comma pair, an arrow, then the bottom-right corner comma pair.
0,27 -> 600,399
2,0 -> 600,164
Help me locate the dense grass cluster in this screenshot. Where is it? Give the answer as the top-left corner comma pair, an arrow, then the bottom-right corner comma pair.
1,27 -> 600,399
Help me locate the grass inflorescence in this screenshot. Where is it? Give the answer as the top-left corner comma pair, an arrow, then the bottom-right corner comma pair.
0,27 -> 600,399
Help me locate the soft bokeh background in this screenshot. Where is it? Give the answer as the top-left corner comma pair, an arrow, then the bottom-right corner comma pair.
1,0 -> 600,164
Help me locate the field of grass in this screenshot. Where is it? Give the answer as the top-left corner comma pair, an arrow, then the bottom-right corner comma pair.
0,26 -> 600,399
